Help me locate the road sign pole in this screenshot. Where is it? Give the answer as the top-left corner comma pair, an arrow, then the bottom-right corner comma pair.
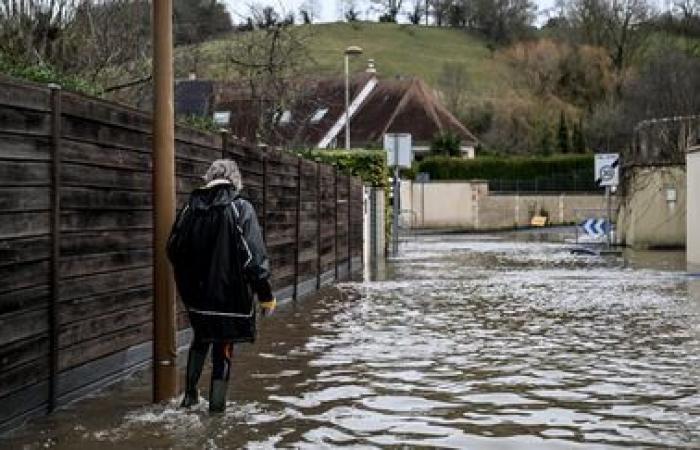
421,180 -> 425,228
606,186 -> 612,248
392,133 -> 399,256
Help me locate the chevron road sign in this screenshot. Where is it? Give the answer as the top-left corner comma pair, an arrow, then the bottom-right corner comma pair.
581,218 -> 609,237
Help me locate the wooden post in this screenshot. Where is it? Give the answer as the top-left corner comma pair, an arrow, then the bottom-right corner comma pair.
220,130 -> 228,159
48,84 -> 62,412
262,152 -> 267,241
347,176 -> 352,279
316,160 -> 322,289
293,156 -> 302,301
334,165 -> 339,280
152,0 -> 178,403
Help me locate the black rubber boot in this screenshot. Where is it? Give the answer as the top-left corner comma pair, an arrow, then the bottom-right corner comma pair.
208,379 -> 228,413
180,345 -> 207,408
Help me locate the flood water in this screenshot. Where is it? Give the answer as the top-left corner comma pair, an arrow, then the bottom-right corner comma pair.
4,231 -> 700,449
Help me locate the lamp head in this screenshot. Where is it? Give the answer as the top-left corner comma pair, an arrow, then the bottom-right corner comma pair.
345,45 -> 363,56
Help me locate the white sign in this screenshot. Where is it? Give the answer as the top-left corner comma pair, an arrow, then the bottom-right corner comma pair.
384,133 -> 412,168
213,111 -> 231,127
595,153 -> 620,187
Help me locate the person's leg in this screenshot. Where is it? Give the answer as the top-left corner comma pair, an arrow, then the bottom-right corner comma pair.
181,334 -> 209,408
209,342 -> 233,412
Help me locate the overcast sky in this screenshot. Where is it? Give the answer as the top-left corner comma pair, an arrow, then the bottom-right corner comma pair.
224,0 -> 561,25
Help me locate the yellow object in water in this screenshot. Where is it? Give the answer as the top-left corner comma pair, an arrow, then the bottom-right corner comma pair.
530,216 -> 548,227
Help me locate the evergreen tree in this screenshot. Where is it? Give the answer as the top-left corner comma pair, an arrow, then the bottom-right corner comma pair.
572,119 -> 586,153
557,111 -> 570,154
536,121 -> 553,156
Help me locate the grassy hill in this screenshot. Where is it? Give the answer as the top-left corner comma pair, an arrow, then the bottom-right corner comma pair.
193,22 -> 514,101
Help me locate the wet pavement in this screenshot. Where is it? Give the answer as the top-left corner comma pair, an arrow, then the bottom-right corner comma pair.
3,230 -> 700,449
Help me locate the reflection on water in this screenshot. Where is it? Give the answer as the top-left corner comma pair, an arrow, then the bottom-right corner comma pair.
3,232 -> 700,449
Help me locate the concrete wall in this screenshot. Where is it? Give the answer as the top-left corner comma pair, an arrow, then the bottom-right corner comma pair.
618,166 -> 687,249
402,181 -> 474,228
688,151 -> 700,264
401,181 -> 609,230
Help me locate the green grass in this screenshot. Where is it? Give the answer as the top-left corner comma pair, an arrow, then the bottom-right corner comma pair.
193,22 -> 513,99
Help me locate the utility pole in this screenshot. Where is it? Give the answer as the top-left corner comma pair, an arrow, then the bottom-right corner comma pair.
152,0 -> 178,403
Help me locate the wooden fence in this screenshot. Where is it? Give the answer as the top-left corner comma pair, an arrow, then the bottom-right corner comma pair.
0,78 -> 364,431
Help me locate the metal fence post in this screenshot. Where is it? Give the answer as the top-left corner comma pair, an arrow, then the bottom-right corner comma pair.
294,156 -> 302,301
316,160 -> 322,290
48,84 -> 62,412
334,164 -> 339,281
347,176 -> 352,279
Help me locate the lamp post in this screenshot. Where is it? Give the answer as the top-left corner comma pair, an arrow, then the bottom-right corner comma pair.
344,46 -> 363,150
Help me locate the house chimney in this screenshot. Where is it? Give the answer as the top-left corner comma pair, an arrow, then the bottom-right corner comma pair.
366,59 -> 377,74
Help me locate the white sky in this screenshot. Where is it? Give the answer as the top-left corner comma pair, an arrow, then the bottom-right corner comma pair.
224,0 -> 561,25
224,0 -> 671,26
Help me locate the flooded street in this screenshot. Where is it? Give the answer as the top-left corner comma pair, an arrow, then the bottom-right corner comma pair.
4,231 -> 700,449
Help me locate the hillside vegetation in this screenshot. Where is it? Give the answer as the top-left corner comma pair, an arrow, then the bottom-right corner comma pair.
194,22 -> 513,101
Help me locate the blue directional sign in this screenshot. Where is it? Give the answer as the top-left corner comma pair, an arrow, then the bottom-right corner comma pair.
581,218 -> 609,237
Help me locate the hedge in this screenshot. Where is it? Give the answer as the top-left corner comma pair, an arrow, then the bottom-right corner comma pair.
298,149 -> 389,187
414,154 -> 594,181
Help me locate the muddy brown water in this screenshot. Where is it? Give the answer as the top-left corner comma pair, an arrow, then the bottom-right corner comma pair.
3,231 -> 700,449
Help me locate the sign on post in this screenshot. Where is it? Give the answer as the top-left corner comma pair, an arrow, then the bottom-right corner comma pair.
595,153 -> 620,187
384,133 -> 412,168
581,218 -> 609,237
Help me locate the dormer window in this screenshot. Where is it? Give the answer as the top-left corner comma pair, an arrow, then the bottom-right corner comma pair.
310,107 -> 329,124
279,110 -> 292,124
274,110 -> 291,125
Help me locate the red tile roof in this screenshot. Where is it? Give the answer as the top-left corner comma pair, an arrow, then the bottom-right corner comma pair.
182,75 -> 477,148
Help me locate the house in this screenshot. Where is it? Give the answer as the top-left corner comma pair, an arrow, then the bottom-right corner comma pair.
175,73 -> 478,158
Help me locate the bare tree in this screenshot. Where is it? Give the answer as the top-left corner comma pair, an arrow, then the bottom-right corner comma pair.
470,0 -> 537,43
224,23 -> 315,145
0,0 -> 152,92
371,0 -> 404,21
299,0 -> 321,24
566,0 -> 654,73
430,0 -> 452,25
0,0 -> 81,67
340,0 -> 361,21
408,0 -> 425,24
437,62 -> 471,114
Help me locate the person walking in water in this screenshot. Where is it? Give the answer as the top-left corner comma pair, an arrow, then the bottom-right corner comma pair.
167,159 -> 276,413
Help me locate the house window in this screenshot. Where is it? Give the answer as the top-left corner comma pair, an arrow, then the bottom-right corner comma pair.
279,110 -> 292,124
274,110 -> 292,125
310,107 -> 328,124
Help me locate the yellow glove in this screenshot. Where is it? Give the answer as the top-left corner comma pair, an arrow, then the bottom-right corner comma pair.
260,298 -> 277,316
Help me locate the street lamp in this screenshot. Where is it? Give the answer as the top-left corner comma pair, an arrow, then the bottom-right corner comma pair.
344,45 -> 363,150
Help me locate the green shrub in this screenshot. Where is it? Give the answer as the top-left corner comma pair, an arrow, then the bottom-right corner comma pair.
415,154 -> 594,181
430,132 -> 461,156
298,149 -> 389,187
178,115 -> 220,133
0,53 -> 100,95
299,149 -> 391,244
